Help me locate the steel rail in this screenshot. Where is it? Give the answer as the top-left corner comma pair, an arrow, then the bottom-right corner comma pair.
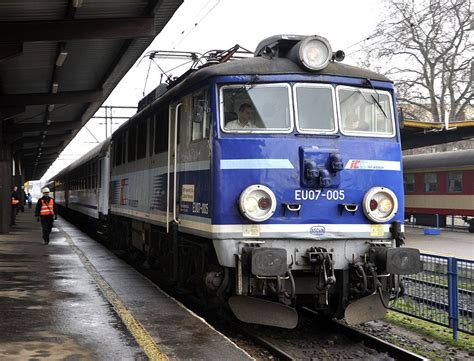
301,308 -> 429,361
398,293 -> 473,318
402,276 -> 473,296
230,322 -> 294,361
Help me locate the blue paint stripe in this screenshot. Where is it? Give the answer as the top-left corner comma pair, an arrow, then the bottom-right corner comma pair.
220,159 -> 294,169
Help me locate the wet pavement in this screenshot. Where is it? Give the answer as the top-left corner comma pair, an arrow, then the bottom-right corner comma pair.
0,208 -> 251,360
405,226 -> 473,260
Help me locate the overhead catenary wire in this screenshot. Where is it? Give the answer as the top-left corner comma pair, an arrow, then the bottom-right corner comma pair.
84,125 -> 100,143
345,0 -> 451,57
173,0 -> 222,49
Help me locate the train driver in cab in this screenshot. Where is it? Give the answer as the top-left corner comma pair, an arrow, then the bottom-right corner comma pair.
345,111 -> 370,132
225,103 -> 257,129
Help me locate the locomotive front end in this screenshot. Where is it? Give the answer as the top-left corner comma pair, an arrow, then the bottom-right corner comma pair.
212,35 -> 421,328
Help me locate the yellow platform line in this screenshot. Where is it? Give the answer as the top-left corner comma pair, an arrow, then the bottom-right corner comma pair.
58,224 -> 168,361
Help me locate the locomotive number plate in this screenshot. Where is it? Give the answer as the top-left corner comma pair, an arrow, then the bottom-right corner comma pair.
294,189 -> 345,201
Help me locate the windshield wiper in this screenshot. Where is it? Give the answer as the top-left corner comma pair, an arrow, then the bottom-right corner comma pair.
366,79 -> 388,120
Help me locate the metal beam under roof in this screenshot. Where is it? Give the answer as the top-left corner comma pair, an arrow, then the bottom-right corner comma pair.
0,0 -> 183,180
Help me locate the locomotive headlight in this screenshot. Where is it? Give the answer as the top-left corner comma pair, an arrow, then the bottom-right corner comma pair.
363,187 -> 398,223
239,185 -> 277,222
288,35 -> 332,71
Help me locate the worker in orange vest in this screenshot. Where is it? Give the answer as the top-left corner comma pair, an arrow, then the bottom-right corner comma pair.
34,187 -> 58,245
11,186 -> 20,225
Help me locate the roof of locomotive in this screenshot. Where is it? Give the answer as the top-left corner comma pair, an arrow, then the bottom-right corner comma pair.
170,56 -> 391,92
125,56 -> 393,125
403,149 -> 474,170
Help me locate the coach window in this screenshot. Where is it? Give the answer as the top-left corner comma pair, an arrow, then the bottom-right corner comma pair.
447,172 -> 463,192
221,84 -> 293,133
92,161 -> 97,189
404,173 -> 415,193
191,88 -> 210,141
98,159 -> 102,186
424,173 -> 438,192
338,86 -> 395,137
128,125 -> 137,162
294,84 -> 336,133
137,118 -> 147,160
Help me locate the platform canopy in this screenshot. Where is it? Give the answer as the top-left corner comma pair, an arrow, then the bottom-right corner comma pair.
400,120 -> 474,150
0,0 -> 182,180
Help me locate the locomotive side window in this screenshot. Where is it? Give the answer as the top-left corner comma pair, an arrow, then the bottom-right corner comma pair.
148,116 -> 154,157
447,171 -> 463,192
404,173 -> 415,192
191,88 -> 210,141
137,118 -> 147,160
114,131 -> 125,166
337,87 -> 395,137
154,106 -> 169,154
424,173 -> 438,192
127,125 -> 137,162
220,84 -> 293,133
294,84 -> 336,133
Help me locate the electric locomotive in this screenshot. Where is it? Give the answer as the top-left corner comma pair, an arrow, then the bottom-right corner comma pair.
58,34 -> 422,328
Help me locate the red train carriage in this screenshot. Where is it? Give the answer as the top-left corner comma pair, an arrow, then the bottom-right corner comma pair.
403,149 -> 474,232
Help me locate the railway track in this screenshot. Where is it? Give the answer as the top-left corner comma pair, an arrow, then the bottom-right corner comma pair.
396,277 -> 473,318
229,308 -> 427,361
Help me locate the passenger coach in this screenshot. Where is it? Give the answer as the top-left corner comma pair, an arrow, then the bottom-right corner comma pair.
404,149 -> 474,232
52,140 -> 110,229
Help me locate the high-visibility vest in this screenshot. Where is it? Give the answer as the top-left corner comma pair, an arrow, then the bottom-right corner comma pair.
40,198 -> 55,216
11,198 -> 19,205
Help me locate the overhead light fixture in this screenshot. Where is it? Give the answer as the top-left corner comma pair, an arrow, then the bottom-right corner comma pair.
73,0 -> 83,8
51,82 -> 59,94
41,134 -> 46,139
46,119 -> 52,126
48,104 -> 55,112
56,50 -> 68,67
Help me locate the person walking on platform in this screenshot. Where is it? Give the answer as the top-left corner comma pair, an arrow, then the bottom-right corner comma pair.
27,192 -> 33,209
11,186 -> 20,225
35,188 -> 58,245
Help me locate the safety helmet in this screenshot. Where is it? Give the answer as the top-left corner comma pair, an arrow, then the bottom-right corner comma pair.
42,187 -> 50,193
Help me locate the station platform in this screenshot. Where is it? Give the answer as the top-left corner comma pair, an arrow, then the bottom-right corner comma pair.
0,208 -> 251,360
404,226 -> 473,260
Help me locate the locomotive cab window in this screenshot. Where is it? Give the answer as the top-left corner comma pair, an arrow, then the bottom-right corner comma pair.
220,84 -> 293,133
337,86 -> 395,137
191,88 -> 210,141
294,84 -> 337,133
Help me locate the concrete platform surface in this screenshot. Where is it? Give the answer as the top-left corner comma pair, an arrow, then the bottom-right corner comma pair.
0,208 -> 252,360
405,226 -> 473,260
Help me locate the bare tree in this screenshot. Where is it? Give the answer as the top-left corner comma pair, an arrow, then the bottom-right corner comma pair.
355,0 -> 472,123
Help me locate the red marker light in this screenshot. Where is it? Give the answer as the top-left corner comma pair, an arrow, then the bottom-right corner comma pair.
258,197 -> 271,210
370,199 -> 378,211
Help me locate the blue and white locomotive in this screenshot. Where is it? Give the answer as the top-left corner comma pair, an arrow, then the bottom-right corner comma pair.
53,35 -> 421,328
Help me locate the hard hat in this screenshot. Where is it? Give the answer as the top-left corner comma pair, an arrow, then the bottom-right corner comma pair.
42,187 -> 50,193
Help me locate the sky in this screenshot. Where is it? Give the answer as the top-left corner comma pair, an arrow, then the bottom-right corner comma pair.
40,0 -> 382,182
